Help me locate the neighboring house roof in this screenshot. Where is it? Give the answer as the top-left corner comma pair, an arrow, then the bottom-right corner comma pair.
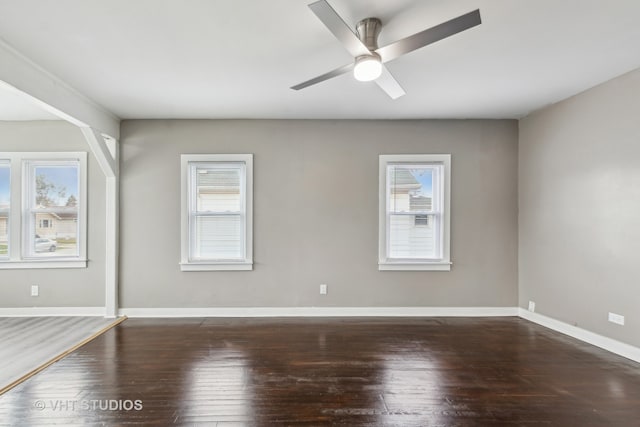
56,212 -> 78,220
0,206 -> 78,221
35,207 -> 78,220
389,168 -> 422,194
197,170 -> 240,194
389,168 -> 418,186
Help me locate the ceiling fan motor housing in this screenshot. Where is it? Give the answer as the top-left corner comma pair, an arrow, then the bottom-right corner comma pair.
356,17 -> 382,51
354,17 -> 383,81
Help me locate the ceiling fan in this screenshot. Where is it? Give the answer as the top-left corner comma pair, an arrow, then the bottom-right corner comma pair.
291,1 -> 481,99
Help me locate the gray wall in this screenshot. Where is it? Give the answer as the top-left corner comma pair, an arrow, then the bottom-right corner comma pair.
120,119 -> 518,308
0,121 -> 105,307
519,69 -> 640,347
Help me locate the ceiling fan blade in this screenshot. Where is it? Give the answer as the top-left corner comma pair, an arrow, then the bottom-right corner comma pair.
308,0 -> 371,57
376,9 -> 481,63
375,65 -> 406,99
291,63 -> 354,91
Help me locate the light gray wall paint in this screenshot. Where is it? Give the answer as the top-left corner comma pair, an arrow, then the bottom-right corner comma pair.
0,121 -> 105,307
519,68 -> 640,347
120,119 -> 518,308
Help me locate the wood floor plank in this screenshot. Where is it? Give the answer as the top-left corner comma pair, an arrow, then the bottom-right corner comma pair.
0,316 -> 120,393
0,317 -> 639,425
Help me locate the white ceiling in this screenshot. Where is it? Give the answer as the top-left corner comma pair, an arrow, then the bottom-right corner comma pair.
0,0 -> 639,120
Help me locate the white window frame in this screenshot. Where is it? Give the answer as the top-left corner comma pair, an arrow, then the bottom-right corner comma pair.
0,160 -> 10,260
180,154 -> 253,271
378,154 -> 451,271
0,152 -> 87,269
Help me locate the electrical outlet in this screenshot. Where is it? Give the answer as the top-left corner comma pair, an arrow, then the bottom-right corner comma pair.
31,285 -> 39,297
608,312 -> 625,326
528,301 -> 535,312
319,284 -> 327,295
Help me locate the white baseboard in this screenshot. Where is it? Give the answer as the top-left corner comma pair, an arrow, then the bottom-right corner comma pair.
0,307 -> 105,317
119,306 -> 519,318
519,308 -> 640,363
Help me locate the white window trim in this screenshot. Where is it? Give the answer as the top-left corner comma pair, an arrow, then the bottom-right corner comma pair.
378,154 -> 451,271
0,152 -> 87,270
180,154 -> 253,271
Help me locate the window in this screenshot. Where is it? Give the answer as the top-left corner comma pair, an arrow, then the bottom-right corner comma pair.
0,161 -> 9,259
181,154 -> 253,271
379,154 -> 451,271
26,160 -> 81,259
0,152 -> 87,269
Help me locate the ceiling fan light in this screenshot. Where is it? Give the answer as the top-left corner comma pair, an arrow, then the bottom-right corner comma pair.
353,54 -> 382,82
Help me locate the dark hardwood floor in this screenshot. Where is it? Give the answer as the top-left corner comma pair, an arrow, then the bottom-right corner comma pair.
1,317 -> 639,426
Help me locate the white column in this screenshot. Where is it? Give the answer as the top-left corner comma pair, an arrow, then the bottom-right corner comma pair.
81,128 -> 119,318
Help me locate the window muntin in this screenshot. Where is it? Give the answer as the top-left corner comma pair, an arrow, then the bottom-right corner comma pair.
379,155 -> 451,271
181,154 -> 253,271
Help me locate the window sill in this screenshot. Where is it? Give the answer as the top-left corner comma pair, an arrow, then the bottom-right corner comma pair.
379,261 -> 452,271
180,261 -> 253,272
0,259 -> 88,270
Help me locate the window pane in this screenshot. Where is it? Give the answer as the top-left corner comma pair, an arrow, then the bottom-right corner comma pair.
34,166 -> 79,208
31,164 -> 79,257
388,166 -> 433,213
0,164 -> 9,256
194,215 -> 243,259
389,214 -> 436,259
31,211 -> 78,256
196,166 -> 241,212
